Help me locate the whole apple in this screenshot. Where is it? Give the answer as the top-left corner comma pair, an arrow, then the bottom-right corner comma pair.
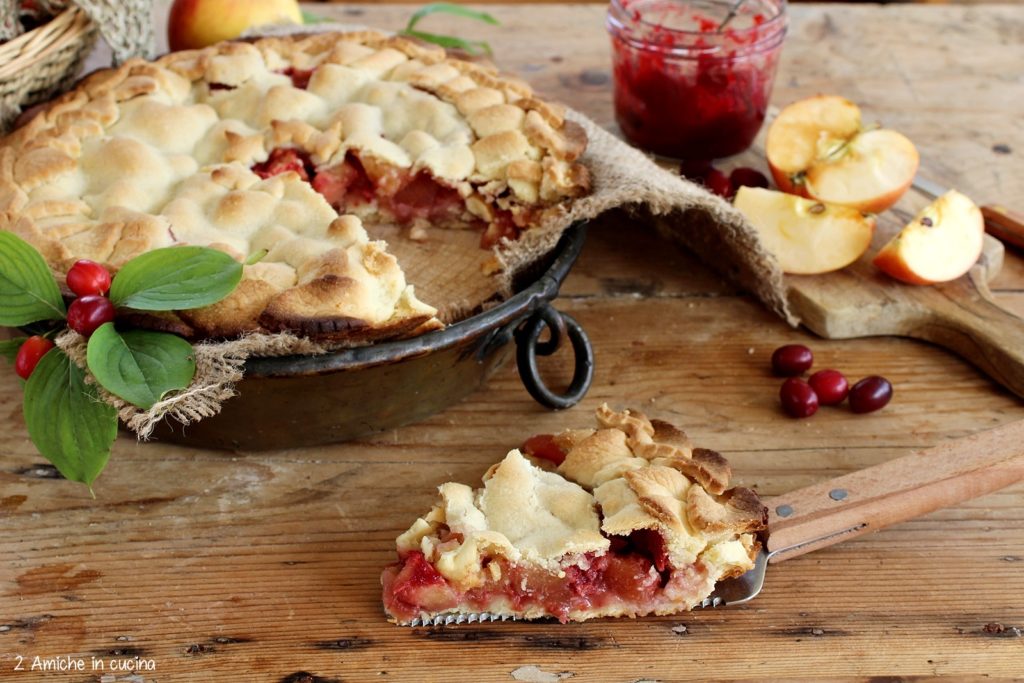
168,0 -> 303,51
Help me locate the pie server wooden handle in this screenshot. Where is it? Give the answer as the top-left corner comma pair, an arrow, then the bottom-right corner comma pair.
982,205 -> 1024,251
764,419 -> 1024,563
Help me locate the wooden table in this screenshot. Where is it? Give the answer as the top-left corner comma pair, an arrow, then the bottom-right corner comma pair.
3,3 -> 1023,681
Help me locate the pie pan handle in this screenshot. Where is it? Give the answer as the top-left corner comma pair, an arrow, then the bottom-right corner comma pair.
514,302 -> 594,410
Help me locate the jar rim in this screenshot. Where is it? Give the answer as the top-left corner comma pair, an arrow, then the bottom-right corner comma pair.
609,0 -> 787,45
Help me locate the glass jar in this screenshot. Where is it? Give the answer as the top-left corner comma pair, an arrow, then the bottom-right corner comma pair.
607,0 -> 787,160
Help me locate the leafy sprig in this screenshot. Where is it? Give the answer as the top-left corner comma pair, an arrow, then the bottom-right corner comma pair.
399,3 -> 500,57
0,234 -> 243,490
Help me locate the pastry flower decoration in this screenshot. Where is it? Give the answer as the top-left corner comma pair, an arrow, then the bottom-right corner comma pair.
0,233 -> 245,491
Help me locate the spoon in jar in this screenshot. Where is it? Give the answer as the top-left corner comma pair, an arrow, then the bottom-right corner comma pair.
717,0 -> 748,31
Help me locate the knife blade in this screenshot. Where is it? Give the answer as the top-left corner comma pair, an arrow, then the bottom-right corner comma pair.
912,175 -> 1024,250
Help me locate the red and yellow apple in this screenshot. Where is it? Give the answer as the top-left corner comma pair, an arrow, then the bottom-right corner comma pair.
873,190 -> 984,285
734,187 -> 876,275
168,0 -> 303,52
766,95 -> 919,214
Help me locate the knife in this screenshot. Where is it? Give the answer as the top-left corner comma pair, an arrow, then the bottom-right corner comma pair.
913,175 -> 1024,250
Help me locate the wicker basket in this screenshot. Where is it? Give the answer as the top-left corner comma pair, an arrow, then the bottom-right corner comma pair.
0,7 -> 96,130
0,1 -> 153,132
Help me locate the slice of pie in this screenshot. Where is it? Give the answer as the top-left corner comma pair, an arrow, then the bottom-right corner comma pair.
382,405 -> 767,624
0,31 -> 589,342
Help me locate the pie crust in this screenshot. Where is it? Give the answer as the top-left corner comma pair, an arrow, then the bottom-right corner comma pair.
0,31 -> 590,342
382,405 -> 767,624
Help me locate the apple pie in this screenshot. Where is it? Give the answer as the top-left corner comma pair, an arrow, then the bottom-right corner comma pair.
382,405 -> 767,624
0,31 -> 589,342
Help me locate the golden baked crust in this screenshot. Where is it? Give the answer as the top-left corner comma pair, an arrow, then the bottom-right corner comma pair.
384,405 -> 767,624
0,31 -> 590,342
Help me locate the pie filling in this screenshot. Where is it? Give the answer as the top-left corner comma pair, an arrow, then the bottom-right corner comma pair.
252,146 -> 525,248
382,527 -> 711,624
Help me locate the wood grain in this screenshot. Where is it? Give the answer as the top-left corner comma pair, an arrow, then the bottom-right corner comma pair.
766,420 -> 1024,561
3,3 -> 1024,682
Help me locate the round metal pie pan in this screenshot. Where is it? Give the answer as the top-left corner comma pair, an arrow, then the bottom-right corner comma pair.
149,222 -> 594,450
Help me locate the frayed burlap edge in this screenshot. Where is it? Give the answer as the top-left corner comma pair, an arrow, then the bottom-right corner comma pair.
56,329 -> 327,439
494,111 -> 795,326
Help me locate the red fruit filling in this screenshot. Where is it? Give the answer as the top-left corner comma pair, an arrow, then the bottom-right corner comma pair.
252,148 -> 314,182
279,66 -> 315,90
311,153 -> 377,207
521,433 -> 567,465
480,210 -> 522,249
382,528 -> 702,623
249,146 -> 541,248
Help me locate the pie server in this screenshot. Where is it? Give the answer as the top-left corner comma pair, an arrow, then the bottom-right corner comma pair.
406,419 -> 1024,625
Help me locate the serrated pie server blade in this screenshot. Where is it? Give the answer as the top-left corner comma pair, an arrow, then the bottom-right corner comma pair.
399,551 -> 767,626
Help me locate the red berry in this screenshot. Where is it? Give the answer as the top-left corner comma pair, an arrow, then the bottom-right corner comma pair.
771,344 -> 814,376
66,259 -> 111,297
849,376 -> 893,414
780,378 -> 819,418
729,166 -> 770,192
66,295 -> 115,337
809,369 -> 849,406
704,168 -> 733,198
679,158 -> 713,183
14,336 -> 54,380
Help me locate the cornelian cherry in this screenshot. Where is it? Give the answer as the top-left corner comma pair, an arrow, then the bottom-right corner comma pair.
809,369 -> 849,406
14,336 -> 54,380
849,376 -> 893,414
704,168 -> 733,198
780,378 -> 818,418
66,259 -> 111,297
729,167 -> 770,192
67,295 -> 115,337
771,344 -> 814,376
679,159 -> 713,183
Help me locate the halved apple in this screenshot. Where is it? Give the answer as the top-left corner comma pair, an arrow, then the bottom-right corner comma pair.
734,187 -> 876,275
873,190 -> 984,285
766,95 -> 919,214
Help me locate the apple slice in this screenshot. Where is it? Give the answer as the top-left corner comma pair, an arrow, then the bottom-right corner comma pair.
873,190 -> 984,285
766,95 -> 919,214
734,187 -> 876,275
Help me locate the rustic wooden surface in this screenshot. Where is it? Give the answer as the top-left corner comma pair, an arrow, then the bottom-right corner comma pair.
4,3 -> 1024,681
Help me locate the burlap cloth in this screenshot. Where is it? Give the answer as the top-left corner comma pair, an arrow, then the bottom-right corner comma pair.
53,24 -> 792,440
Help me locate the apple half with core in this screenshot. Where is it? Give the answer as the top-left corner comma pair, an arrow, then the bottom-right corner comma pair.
734,187 -> 876,275
873,190 -> 984,285
766,95 -> 919,214
169,0 -> 303,52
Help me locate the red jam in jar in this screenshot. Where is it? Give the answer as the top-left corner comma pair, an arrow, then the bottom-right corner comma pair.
608,0 -> 787,159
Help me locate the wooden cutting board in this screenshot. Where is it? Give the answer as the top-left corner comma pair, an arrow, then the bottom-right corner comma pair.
787,217 -> 1024,398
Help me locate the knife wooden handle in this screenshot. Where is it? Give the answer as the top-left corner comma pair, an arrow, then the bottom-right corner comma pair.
982,205 -> 1024,251
765,419 -> 1024,563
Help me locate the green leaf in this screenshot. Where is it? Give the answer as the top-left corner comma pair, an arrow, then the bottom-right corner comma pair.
109,246 -> 243,312
245,249 -> 268,266
0,337 -> 27,363
86,324 -> 196,410
402,29 -> 493,56
0,232 -> 66,325
23,348 -> 117,486
405,3 -> 499,32
301,9 -> 328,24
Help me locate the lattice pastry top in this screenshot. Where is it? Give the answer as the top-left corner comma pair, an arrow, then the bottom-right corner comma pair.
0,31 -> 590,342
